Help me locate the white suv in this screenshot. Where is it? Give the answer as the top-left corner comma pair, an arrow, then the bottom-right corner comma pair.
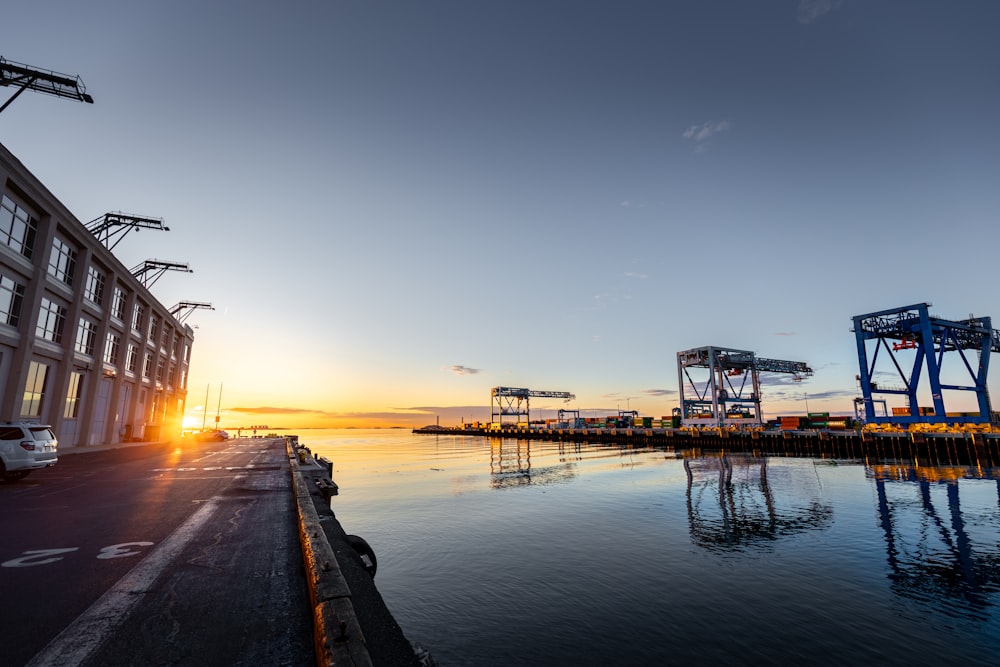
0,423 -> 58,481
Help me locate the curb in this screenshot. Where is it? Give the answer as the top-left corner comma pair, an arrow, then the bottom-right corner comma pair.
287,439 -> 373,667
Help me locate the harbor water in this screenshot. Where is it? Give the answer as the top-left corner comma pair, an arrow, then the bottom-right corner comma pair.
305,428 -> 1000,666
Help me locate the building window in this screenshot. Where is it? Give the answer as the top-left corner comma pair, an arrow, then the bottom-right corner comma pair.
184,343 -> 190,363
112,286 -> 127,321
179,368 -> 187,390
104,332 -> 121,365
84,265 -> 105,305
65,371 -> 84,419
48,237 -> 77,286
148,314 -> 159,344
36,297 -> 67,343
22,360 -> 48,417
0,273 -> 25,327
75,317 -> 98,356
143,351 -> 153,378
132,303 -> 144,333
156,358 -> 165,383
160,325 -> 170,350
126,343 -> 139,373
0,194 -> 38,259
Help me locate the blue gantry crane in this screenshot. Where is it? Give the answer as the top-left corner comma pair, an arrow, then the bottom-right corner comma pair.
852,303 -> 1000,425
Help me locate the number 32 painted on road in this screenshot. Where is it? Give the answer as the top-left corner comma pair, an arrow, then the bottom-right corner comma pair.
2,542 -> 154,567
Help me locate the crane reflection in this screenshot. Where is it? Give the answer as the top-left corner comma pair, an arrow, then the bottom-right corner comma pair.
684,452 -> 833,552
869,463 -> 1000,616
487,437 -> 577,489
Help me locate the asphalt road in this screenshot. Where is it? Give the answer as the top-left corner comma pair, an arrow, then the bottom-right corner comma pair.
0,437 -> 315,667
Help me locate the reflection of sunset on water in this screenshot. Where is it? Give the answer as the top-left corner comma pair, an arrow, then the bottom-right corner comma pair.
300,428 -> 1000,666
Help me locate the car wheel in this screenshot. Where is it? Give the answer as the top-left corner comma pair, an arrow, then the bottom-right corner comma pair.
1,465 -> 30,482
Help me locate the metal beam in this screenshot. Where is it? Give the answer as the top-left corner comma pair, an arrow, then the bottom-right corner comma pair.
87,212 -> 168,251
130,259 -> 193,289
0,57 -> 93,113
169,301 -> 214,324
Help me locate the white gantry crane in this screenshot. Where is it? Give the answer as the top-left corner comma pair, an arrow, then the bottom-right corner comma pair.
491,386 -> 575,428
677,345 -> 812,427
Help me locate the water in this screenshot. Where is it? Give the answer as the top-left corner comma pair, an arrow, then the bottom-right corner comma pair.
303,429 -> 1000,666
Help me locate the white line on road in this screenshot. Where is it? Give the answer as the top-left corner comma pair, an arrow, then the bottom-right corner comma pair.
25,497 -> 221,667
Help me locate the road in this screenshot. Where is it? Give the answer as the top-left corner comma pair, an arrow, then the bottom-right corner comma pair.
0,437 -> 315,667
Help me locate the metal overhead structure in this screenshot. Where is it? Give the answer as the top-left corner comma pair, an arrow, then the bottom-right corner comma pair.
852,303 -> 1000,425
491,386 -> 575,427
130,260 -> 193,289
169,301 -> 214,324
0,57 -> 93,114
677,345 -> 813,427
87,212 -> 169,251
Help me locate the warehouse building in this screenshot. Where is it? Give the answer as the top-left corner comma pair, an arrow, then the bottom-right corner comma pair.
0,141 -> 193,447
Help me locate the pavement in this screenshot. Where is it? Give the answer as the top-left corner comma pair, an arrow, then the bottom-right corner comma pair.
47,436 -> 425,667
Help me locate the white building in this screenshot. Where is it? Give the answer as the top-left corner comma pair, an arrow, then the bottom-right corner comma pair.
0,141 -> 193,446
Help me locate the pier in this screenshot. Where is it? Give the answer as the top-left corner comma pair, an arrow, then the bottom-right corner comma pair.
414,426 -> 1000,468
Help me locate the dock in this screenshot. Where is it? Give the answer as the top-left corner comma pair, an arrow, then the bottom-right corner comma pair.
413,426 -> 1000,467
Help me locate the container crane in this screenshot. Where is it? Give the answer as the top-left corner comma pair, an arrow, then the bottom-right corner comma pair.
491,386 -> 575,428
677,345 -> 812,427
852,303 -> 1000,425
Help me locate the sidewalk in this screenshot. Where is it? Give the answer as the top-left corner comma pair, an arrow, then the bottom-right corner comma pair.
52,435 -> 424,666
57,439 -> 166,455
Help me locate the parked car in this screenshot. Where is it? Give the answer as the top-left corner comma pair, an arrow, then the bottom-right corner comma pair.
194,429 -> 229,442
0,423 -> 58,481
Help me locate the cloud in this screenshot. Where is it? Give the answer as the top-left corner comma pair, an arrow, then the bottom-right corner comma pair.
624,271 -> 648,280
449,365 -> 481,376
797,0 -> 840,24
774,332 -> 796,336
228,406 -> 322,415
644,388 -> 677,397
682,120 -> 733,143
758,375 -> 812,388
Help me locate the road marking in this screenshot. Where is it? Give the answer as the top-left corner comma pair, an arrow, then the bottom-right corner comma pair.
25,498 -> 220,667
2,548 -> 79,567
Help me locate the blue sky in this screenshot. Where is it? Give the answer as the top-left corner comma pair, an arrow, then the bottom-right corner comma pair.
3,1 -> 999,427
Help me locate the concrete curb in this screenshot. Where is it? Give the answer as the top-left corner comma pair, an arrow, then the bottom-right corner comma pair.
287,439 -> 373,667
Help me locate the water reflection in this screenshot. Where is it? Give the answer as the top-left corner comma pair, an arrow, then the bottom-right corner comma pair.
683,452 -> 834,552
307,430 -> 1000,663
487,437 -> 577,489
869,463 -> 1000,617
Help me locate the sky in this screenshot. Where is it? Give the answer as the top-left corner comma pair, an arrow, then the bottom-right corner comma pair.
3,1 -> 999,429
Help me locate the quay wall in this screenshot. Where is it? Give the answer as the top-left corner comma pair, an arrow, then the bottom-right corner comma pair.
414,427 -> 1000,467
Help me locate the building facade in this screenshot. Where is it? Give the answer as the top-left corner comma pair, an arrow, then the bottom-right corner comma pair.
0,142 -> 193,446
